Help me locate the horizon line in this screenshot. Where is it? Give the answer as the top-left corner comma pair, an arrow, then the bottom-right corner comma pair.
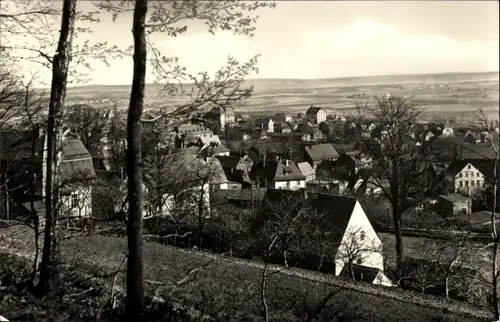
34,70 -> 499,90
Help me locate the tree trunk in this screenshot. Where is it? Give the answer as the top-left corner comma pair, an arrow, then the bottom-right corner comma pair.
392,204 -> 404,278
444,275 -> 449,299
125,0 -> 148,320
38,0 -> 77,297
491,151 -> 499,319
283,248 -> 289,267
30,127 -> 40,284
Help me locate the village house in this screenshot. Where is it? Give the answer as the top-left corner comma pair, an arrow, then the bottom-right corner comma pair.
256,189 -> 391,285
203,105 -> 236,130
214,154 -> 254,189
437,194 -> 472,217
297,162 -> 315,181
253,159 -> 306,190
271,113 -> 291,133
447,159 -> 497,195
142,149 -> 212,219
304,143 -> 340,172
305,106 -> 327,124
255,117 -> 274,133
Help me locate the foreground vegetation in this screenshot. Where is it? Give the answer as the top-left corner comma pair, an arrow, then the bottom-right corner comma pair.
0,223 -> 493,322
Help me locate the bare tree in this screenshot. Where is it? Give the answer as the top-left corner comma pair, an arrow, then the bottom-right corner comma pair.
92,2 -> 276,319
471,107 -> 500,318
354,96 -> 448,278
38,0 -> 78,297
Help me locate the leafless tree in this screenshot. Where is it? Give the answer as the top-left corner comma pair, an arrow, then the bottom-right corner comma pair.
38,0 -> 78,298
470,107 -> 500,318
354,96 -> 448,278
93,1 -> 275,319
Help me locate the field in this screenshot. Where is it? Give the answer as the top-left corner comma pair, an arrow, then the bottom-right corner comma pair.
0,224 -> 493,321
63,71 -> 499,120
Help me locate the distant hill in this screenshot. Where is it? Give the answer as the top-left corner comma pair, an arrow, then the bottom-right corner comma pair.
65,71 -> 499,95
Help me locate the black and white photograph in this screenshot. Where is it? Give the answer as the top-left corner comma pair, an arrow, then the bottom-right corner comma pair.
0,0 -> 499,321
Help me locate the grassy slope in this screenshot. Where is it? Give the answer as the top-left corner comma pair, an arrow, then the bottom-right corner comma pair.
0,224 -> 493,322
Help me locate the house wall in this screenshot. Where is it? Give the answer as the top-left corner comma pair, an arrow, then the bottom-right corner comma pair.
273,179 -> 305,190
161,184 -> 211,218
454,163 -> 485,194
317,110 -> 326,124
62,186 -> 93,218
335,201 -> 384,276
374,271 -> 395,287
268,119 -> 274,133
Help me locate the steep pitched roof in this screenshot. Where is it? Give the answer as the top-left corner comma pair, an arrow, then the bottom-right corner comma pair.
60,139 -> 96,182
448,159 -> 499,180
256,189 -> 358,247
261,160 -> 306,182
305,143 -> 339,161
306,106 -> 324,115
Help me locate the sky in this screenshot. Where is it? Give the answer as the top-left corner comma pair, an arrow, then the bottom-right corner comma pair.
4,1 -> 500,86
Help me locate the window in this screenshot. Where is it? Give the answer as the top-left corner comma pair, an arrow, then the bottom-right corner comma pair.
356,257 -> 363,264
465,172 -> 468,178
471,180 -> 475,187
458,173 -> 462,178
360,231 -> 366,241
465,181 -> 469,187
459,181 -> 463,187
70,194 -> 78,209
476,172 -> 480,177
468,164 -> 471,169
477,180 -> 481,186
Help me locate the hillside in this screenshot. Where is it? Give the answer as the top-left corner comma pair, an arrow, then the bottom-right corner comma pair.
58,71 -> 499,120
0,224 -> 493,322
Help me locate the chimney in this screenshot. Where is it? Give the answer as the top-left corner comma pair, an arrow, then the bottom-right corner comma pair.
285,159 -> 289,166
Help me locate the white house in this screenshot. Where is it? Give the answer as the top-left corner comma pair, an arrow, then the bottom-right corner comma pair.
448,160 -> 494,195
257,190 -> 392,287
42,133 -> 96,219
256,118 -> 274,133
305,106 -> 327,124
257,160 -> 306,190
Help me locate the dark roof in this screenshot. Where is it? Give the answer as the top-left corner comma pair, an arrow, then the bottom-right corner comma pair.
305,143 -> 339,161
460,143 -> 497,160
439,193 -> 471,203
340,264 -> 382,283
256,189 -> 358,247
217,155 -> 241,169
271,113 -> 287,123
306,106 -> 324,115
260,160 -> 306,182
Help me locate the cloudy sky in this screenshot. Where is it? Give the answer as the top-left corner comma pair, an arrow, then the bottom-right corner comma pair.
7,1 -> 500,85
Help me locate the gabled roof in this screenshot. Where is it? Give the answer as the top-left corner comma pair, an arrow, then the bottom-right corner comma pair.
305,143 -> 339,161
297,162 -> 314,177
216,155 -> 241,169
460,143 -> 497,160
261,160 -> 306,182
271,113 -> 287,123
306,106 -> 324,115
448,159 -> 499,180
256,189 -> 358,248
439,193 -> 471,203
